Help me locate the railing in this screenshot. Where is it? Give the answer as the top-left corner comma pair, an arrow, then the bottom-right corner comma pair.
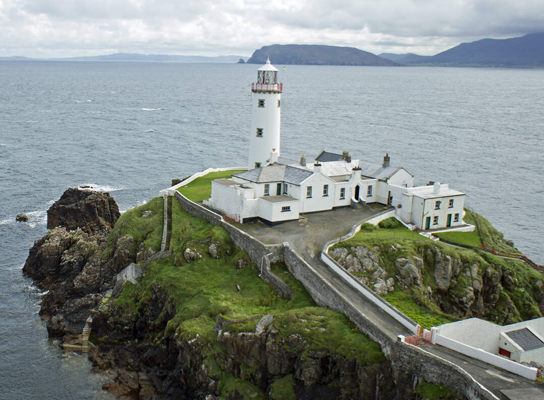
251,83 -> 283,92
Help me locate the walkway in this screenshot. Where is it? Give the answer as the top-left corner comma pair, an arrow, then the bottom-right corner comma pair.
238,205 -> 544,398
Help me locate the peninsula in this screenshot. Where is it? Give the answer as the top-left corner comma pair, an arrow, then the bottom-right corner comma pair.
23,60 -> 544,400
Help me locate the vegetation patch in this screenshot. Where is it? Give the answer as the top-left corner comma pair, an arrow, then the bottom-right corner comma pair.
177,170 -> 245,202
105,197 -> 385,398
331,214 -> 543,327
107,196 -> 164,254
416,380 -> 458,399
270,374 -> 295,400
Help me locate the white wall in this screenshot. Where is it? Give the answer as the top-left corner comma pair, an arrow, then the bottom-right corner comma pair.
259,199 -> 299,222
438,318 -> 503,354
332,182 -> 352,208
388,169 -> 414,188
300,173 -> 336,213
206,181 -> 245,217
419,195 -> 465,230
248,91 -> 281,169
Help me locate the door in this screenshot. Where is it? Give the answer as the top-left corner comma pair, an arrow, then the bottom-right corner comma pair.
276,183 -> 282,196
425,217 -> 431,230
447,214 -> 452,227
354,185 -> 360,201
498,348 -> 511,358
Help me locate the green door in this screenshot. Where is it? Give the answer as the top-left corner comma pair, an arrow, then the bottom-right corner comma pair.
276,183 -> 282,196
425,217 -> 431,230
447,214 -> 452,227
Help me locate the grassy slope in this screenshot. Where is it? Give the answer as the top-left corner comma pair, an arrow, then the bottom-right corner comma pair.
109,198 -> 384,399
333,217 -> 543,329
178,170 -> 245,202
416,380 -> 458,399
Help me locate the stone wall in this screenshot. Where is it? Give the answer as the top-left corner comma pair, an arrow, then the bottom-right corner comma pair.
282,244 -> 392,347
260,254 -> 292,300
390,341 -> 497,400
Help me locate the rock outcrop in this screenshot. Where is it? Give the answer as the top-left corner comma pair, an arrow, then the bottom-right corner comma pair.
47,187 -> 120,234
23,189 -> 127,343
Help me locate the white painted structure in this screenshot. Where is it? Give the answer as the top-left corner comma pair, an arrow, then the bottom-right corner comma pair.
248,59 -> 282,170
437,317 -> 544,366
205,61 -> 468,228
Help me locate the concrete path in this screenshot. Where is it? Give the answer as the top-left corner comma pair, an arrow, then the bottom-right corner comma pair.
238,205 -> 544,398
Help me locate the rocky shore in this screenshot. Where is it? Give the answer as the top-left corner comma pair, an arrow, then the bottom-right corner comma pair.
25,189 -> 428,400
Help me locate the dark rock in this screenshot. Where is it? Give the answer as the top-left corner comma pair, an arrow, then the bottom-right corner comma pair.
16,214 -> 28,222
171,178 -> 182,186
237,58 -> 245,64
47,188 -> 120,234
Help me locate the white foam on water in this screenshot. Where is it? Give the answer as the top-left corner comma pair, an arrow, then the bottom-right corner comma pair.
0,218 -> 15,226
141,107 -> 162,111
78,184 -> 124,192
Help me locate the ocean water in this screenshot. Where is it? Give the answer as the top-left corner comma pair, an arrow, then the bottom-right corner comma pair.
0,61 -> 543,398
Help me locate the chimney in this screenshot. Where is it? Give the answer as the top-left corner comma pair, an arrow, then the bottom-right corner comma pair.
300,154 -> 306,167
383,153 -> 390,168
352,166 -> 362,180
342,150 -> 352,163
314,163 -> 322,174
433,182 -> 441,194
270,148 -> 279,164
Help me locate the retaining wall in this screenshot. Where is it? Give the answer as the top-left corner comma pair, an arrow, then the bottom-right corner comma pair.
392,341 -> 498,400
283,244 -> 393,347
260,254 -> 292,299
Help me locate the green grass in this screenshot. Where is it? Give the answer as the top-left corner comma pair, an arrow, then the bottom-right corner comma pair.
416,380 -> 458,399
106,198 -> 385,399
270,375 -> 295,400
106,196 -> 164,254
435,230 -> 482,248
382,291 -> 456,330
177,170 -> 245,202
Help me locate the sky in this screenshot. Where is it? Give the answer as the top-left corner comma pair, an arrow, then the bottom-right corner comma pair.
1,0 -> 543,58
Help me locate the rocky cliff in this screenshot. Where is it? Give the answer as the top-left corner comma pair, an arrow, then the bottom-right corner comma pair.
25,192 -> 432,400
330,218 -> 544,328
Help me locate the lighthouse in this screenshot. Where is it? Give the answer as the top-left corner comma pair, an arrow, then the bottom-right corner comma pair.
248,59 -> 283,170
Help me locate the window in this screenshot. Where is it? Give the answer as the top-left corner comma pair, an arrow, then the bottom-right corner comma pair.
283,184 -> 288,195
454,213 -> 459,222
449,199 -> 454,208
306,186 -> 312,198
277,100 -> 281,108
258,99 -> 265,107
255,162 -> 261,168
281,206 -> 291,212
435,201 -> 441,210
264,184 -> 270,196
256,128 -> 263,137
433,216 -> 439,225
340,188 -> 346,200
367,185 -> 373,197
323,184 -> 329,197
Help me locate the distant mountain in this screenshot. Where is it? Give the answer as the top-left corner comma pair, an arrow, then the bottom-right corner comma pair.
400,33 -> 544,67
247,45 -> 397,66
378,53 -> 420,62
0,56 -> 34,61
52,53 -> 248,63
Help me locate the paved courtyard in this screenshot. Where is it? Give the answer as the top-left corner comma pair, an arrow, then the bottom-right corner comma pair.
238,204 -> 390,258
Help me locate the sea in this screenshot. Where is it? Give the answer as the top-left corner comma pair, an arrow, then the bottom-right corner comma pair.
0,61 -> 543,399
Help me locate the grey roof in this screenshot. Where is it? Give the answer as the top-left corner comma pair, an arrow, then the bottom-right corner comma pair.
234,163 -> 313,185
315,150 -> 343,162
357,161 -> 410,180
260,195 -> 298,203
214,179 -> 236,187
505,328 -> 544,351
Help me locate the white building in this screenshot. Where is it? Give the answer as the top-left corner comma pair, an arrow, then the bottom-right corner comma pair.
437,318 -> 544,366
204,61 -> 468,230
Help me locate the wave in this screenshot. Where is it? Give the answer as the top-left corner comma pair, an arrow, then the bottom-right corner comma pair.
78,184 -> 124,192
141,107 -> 163,111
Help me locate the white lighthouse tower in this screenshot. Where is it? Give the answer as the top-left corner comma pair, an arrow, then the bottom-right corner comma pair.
248,59 -> 282,170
